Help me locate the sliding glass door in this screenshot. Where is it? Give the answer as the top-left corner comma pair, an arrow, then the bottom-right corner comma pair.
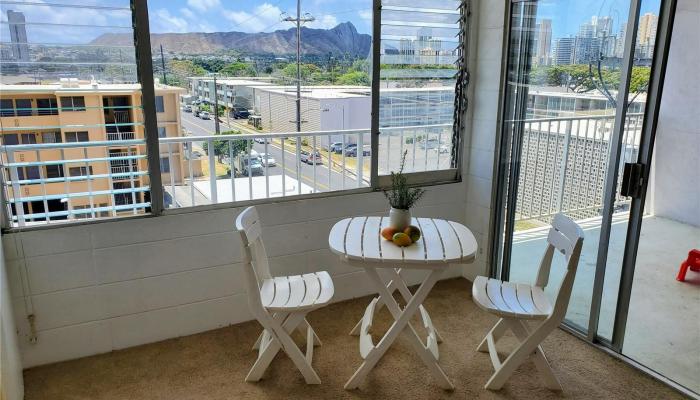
492,0 -> 695,395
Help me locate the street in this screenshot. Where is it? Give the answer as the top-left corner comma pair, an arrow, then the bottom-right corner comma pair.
180,111 -> 366,192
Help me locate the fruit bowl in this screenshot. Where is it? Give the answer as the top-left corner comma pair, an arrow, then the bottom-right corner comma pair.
381,225 -> 421,247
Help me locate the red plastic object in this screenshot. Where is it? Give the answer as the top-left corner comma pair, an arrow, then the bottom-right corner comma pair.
677,249 -> 700,282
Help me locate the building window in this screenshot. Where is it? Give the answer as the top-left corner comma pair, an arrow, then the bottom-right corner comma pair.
3,134 -> 19,145
65,131 -> 89,142
60,96 -> 86,112
158,126 -> 167,138
0,99 -> 14,117
20,133 -> 36,144
155,96 -> 165,113
160,157 -> 171,173
41,132 -> 62,143
18,166 -> 40,180
68,166 -> 93,177
36,98 -> 59,115
15,99 -> 33,116
46,164 -> 64,178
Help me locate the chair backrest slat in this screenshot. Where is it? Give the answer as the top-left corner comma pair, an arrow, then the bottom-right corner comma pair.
235,206 -> 272,317
535,214 -> 585,324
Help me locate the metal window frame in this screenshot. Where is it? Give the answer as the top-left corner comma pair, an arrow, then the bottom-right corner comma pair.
132,0 -> 163,216
1,0 -> 470,231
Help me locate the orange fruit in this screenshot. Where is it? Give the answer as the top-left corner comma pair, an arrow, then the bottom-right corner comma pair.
392,232 -> 412,247
381,227 -> 397,241
403,225 -> 421,243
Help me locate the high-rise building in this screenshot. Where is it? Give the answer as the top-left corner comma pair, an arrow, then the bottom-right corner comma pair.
615,22 -> 627,58
553,37 -> 575,65
637,13 -> 658,59
638,12 -> 658,46
7,10 -> 29,62
535,19 -> 552,65
574,19 -> 602,64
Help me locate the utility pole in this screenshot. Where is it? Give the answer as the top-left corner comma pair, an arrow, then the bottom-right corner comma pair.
160,44 -> 167,84
282,2 -> 314,183
211,73 -> 220,134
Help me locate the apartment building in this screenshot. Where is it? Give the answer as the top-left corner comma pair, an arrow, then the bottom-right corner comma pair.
0,79 -> 185,225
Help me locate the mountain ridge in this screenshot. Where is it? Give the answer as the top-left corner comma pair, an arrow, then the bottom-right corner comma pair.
91,22 -> 371,56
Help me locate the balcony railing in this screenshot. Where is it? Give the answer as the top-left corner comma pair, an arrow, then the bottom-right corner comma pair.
0,124 -> 454,226
107,131 -> 135,141
0,139 -> 148,226
513,113 -> 643,223
158,124 -> 453,208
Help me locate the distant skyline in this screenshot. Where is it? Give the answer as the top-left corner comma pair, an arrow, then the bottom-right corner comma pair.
537,0 -> 662,39
0,0 -> 662,45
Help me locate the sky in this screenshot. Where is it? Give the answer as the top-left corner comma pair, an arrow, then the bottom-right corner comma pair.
0,0 -> 662,44
146,0 -> 373,35
536,0 -> 662,39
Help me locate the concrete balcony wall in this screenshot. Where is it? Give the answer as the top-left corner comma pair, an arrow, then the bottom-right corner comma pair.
3,183 -> 473,368
1,0 -> 506,369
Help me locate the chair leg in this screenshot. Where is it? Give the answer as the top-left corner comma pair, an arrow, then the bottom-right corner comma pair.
252,330 -> 265,350
246,314 -> 288,382
677,261 -> 689,282
477,318 -> 507,353
299,318 -> 322,346
509,320 -> 561,391
484,327 -> 539,390
274,313 -> 322,384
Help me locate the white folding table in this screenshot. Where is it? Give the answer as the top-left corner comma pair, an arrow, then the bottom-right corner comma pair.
328,216 -> 477,390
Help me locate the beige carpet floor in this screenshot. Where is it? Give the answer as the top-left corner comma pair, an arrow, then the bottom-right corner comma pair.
24,278 -> 685,400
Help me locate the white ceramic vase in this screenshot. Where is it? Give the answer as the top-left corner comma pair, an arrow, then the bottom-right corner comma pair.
389,207 -> 412,230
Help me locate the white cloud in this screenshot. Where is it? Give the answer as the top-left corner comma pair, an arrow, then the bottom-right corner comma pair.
358,10 -> 372,22
187,0 -> 221,13
152,9 -> 189,33
180,7 -> 196,20
308,14 -> 338,29
223,3 -> 284,33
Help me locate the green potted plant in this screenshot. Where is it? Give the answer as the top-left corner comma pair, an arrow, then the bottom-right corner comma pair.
383,150 -> 425,230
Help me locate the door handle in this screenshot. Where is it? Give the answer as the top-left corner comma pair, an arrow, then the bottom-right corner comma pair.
620,162 -> 644,198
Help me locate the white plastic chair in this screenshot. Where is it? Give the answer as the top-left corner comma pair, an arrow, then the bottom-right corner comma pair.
472,213 -> 584,391
235,206 -> 334,384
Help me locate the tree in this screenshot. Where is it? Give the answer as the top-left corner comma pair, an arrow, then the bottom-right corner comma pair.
220,62 -> 257,77
281,63 -> 321,80
165,59 -> 206,88
336,70 -> 370,85
201,130 -> 248,164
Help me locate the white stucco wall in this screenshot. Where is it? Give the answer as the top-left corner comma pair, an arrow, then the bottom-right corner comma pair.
651,0 -> 700,227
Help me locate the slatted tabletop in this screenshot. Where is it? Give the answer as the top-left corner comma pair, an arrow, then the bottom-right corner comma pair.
329,216 -> 477,266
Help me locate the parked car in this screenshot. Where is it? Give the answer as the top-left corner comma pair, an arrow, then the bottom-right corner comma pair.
329,142 -> 343,154
238,155 -> 264,176
233,107 -> 250,119
346,145 -> 371,157
254,137 -> 269,144
258,153 -> 276,167
300,150 -> 322,164
343,143 -> 357,155
194,109 -> 201,117
200,111 -> 211,120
